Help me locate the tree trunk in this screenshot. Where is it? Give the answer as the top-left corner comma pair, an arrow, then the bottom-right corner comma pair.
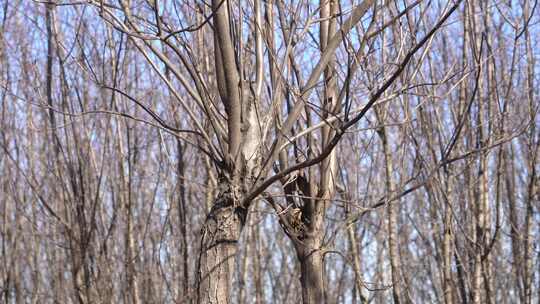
197,194 -> 245,304
442,196 -> 454,304
375,106 -> 403,304
296,240 -> 325,304
347,217 -> 367,303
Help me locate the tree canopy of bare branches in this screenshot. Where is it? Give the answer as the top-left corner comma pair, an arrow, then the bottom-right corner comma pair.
1,0 -> 539,303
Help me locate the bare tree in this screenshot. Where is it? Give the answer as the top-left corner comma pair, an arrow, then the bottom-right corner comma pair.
1,0 -> 539,303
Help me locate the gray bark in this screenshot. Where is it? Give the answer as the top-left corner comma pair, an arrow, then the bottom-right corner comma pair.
197,193 -> 246,304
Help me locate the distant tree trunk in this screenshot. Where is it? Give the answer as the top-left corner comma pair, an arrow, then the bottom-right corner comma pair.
253,222 -> 263,304
177,140 -> 190,300
376,109 -> 404,304
346,210 -> 367,303
522,4 -> 537,300
472,1 -> 491,301
442,179 -> 454,304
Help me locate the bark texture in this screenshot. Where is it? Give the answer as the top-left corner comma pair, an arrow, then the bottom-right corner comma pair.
198,193 -> 246,304
296,238 -> 325,304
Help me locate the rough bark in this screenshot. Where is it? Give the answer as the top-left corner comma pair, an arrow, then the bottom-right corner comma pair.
197,193 -> 246,304
296,239 -> 325,304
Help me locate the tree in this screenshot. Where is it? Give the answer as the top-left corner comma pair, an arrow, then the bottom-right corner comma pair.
1,0 -> 538,303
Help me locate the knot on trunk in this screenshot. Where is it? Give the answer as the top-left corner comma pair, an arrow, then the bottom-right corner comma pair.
209,181 -> 248,228
280,207 -> 308,240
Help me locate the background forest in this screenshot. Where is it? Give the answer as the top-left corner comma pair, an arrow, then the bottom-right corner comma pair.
0,0 -> 539,303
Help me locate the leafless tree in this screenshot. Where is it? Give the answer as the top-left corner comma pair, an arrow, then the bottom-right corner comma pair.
0,0 -> 538,303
